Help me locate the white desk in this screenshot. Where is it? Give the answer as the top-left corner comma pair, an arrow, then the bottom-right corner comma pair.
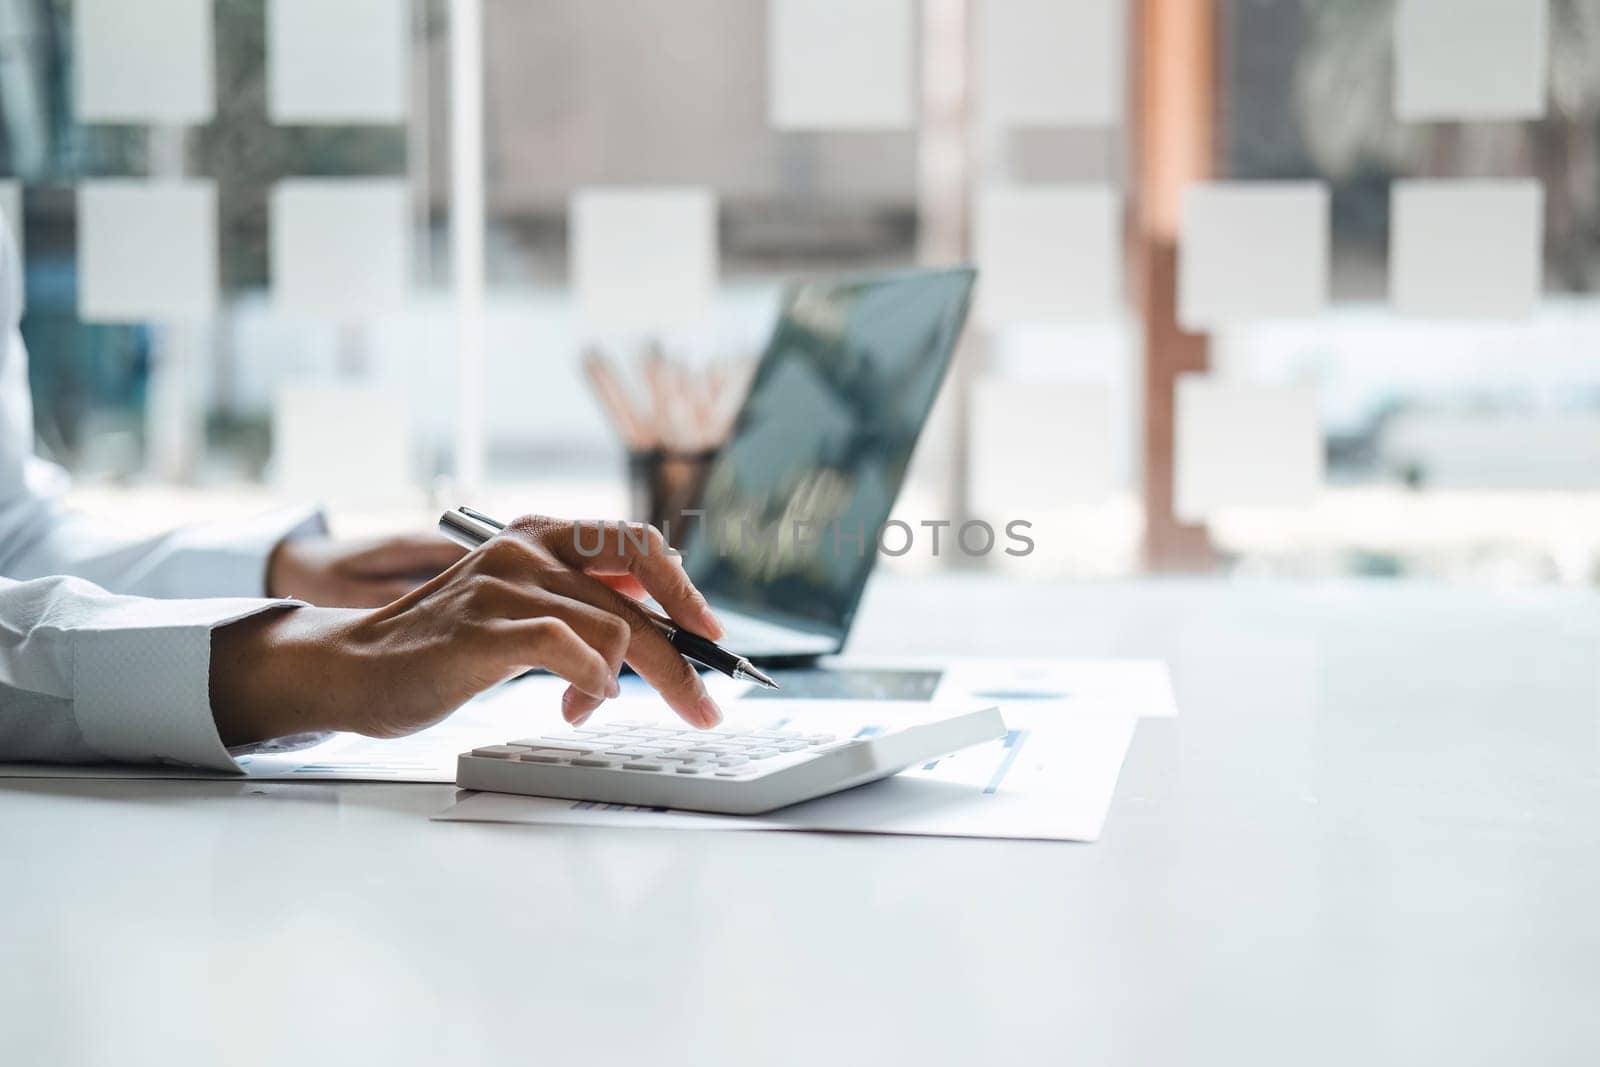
4,577 -> 1598,1065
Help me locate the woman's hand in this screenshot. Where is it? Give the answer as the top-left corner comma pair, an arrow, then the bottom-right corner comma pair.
213,516 -> 726,746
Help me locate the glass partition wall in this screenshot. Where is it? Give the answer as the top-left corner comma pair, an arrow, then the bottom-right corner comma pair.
2,0 -> 1596,583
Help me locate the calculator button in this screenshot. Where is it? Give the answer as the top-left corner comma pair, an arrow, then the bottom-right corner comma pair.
518,753 -> 566,764
602,747 -> 652,758
623,761 -> 665,771
471,745 -> 527,759
675,764 -> 709,774
570,757 -> 619,768
776,741 -> 808,752
715,755 -> 748,767
805,734 -> 835,744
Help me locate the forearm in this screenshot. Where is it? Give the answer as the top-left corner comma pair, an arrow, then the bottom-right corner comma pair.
208,605 -> 365,746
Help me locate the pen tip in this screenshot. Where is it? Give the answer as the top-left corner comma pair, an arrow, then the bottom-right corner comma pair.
743,663 -> 779,690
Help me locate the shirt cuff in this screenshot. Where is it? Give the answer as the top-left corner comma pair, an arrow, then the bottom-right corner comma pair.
160,505 -> 327,598
72,597 -> 305,772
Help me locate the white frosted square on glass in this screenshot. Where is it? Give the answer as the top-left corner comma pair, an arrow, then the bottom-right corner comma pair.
0,181 -> 20,261
271,179 -> 410,318
768,0 -> 915,130
976,185 -> 1120,324
570,187 -> 717,333
970,380 -> 1116,513
272,383 -> 414,500
980,0 -> 1122,127
1178,182 -> 1328,331
1174,376 -> 1322,522
1390,180 -> 1543,319
268,0 -> 409,124
1396,0 -> 1547,121
78,181 -> 216,322
74,0 -> 214,124
0,181 -> 20,312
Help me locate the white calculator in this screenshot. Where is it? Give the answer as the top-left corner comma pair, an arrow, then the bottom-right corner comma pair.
456,705 -> 1006,815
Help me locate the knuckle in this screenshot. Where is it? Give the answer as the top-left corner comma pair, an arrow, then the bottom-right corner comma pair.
528,616 -> 573,650
598,614 -> 630,657
666,657 -> 701,693
617,604 -> 653,640
625,522 -> 667,557
493,533 -> 563,575
654,642 -> 698,686
510,514 -> 568,546
483,535 -> 529,568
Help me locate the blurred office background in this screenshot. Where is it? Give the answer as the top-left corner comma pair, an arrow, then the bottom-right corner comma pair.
2,0 -> 1598,583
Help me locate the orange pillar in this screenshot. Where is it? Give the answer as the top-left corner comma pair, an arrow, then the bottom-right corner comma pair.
1133,0 -> 1217,571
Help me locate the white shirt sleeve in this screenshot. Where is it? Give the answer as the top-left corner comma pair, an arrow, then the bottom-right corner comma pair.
0,576 -> 303,770
0,195 -> 324,770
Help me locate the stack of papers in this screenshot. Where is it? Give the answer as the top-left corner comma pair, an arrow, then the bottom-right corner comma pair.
0,659 -> 1176,843
436,658 -> 1175,842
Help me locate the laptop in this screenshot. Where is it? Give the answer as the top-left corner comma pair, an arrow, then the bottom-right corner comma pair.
677,266 -> 977,662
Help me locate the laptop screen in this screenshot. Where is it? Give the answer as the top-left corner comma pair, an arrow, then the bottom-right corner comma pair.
680,267 -> 976,638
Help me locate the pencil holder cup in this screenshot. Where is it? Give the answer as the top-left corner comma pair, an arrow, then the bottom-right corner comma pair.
627,447 -> 717,547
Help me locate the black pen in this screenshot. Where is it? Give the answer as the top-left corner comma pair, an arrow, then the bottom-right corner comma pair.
438,507 -> 778,690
